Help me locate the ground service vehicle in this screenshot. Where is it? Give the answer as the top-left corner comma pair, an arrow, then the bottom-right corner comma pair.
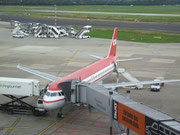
0,77 -> 40,96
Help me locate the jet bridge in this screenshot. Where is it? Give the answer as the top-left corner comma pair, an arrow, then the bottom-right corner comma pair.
69,81 -> 180,135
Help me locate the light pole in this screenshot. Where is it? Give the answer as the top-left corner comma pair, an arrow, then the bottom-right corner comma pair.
54,3 -> 57,26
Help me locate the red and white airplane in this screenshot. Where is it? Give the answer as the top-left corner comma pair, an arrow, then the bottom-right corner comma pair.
17,27 -> 180,115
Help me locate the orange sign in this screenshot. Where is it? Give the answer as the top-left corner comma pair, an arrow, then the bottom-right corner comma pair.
118,103 -> 145,135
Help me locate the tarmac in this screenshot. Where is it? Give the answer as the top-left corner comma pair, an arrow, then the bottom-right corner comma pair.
0,21 -> 180,135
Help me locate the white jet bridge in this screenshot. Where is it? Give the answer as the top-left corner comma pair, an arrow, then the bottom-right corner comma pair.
59,79 -> 180,135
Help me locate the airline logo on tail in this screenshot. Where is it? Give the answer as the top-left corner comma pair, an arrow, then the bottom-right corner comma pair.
108,27 -> 118,58
113,39 -> 117,46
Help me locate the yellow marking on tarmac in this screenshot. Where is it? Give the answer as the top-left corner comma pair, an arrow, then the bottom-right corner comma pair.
4,127 -> 30,130
177,117 -> 180,122
66,58 -> 74,61
31,96 -> 39,105
57,50 -> 79,76
5,117 -> 21,135
38,118 -> 62,135
40,119 -> 54,123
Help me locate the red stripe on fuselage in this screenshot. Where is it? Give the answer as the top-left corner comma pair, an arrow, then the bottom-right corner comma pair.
94,70 -> 113,82
43,98 -> 65,103
49,57 -> 117,91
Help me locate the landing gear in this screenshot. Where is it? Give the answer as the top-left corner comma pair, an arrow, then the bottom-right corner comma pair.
57,112 -> 64,118
113,61 -> 120,83
116,71 -> 120,83
57,108 -> 64,118
0,95 -> 46,116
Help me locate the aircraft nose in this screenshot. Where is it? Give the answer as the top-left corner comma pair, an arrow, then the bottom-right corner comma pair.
43,101 -> 59,110
43,98 -> 65,110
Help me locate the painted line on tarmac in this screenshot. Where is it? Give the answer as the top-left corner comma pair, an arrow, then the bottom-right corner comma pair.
31,96 -> 39,105
4,126 -> 30,130
72,117 -> 108,124
56,131 -> 82,135
5,117 -> 21,135
62,126 -> 109,134
50,106 -> 88,135
177,117 -> 180,122
40,119 -> 71,126
57,50 -> 79,76
38,118 -> 63,135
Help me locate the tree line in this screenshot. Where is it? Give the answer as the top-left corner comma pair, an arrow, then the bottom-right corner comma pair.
1,0 -> 180,5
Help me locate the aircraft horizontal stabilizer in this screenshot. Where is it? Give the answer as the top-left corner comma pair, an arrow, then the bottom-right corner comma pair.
17,64 -> 60,82
103,79 -> 180,89
116,57 -> 143,62
90,55 -> 104,60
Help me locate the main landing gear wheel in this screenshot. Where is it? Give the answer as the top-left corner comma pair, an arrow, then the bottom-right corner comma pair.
57,108 -> 64,118
57,113 -> 64,118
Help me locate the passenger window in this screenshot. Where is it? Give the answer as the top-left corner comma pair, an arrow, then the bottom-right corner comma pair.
45,92 -> 50,96
61,92 -> 64,95
51,93 -> 57,97
171,132 -> 176,135
58,92 -> 61,96
165,129 -> 169,135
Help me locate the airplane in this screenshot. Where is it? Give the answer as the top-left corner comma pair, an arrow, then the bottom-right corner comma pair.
17,27 -> 180,117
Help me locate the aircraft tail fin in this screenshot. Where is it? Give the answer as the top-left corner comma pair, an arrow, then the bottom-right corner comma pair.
107,27 -> 118,58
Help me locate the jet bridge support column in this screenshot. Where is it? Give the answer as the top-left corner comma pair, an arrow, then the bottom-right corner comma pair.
109,91 -> 113,135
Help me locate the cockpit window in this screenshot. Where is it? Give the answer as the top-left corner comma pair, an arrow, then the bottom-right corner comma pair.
51,92 -> 57,97
61,92 -> 64,95
58,92 -> 61,96
45,92 -> 50,96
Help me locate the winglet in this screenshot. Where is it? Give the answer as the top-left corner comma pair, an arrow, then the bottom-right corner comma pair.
90,55 -> 104,60
17,64 -> 21,68
107,27 -> 118,58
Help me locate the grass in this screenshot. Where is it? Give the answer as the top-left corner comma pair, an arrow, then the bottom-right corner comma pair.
1,5 -> 180,14
1,5 -> 180,24
27,13 -> 180,24
56,5 -> 180,14
89,28 -> 180,43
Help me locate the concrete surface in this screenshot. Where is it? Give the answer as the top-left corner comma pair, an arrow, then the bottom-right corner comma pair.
0,21 -> 179,135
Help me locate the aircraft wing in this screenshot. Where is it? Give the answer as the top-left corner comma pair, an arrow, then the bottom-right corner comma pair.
116,57 -> 143,62
90,55 -> 104,60
103,79 -> 180,89
17,64 -> 60,82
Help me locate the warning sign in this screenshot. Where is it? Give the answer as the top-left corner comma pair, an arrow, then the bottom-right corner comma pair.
117,103 -> 145,135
